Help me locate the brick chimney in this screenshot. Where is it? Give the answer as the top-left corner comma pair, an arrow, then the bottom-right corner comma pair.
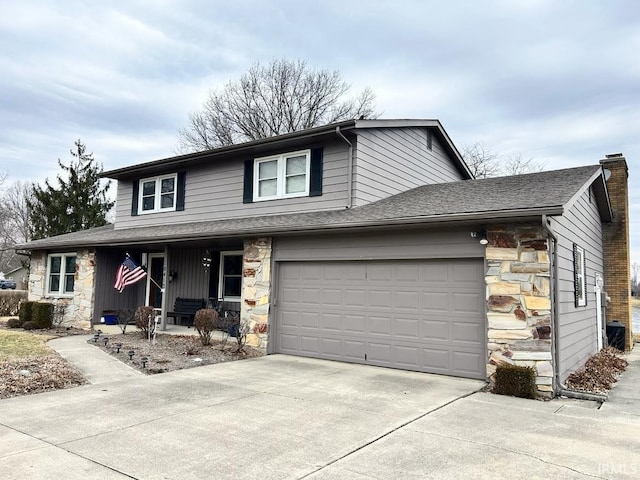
600,154 -> 633,350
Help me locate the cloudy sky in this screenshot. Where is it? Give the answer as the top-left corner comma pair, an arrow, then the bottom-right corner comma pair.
0,0 -> 638,263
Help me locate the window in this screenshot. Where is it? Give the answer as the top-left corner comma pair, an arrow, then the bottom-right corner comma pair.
47,253 -> 76,296
138,174 -> 177,213
218,251 -> 243,301
574,244 -> 587,307
254,150 -> 310,201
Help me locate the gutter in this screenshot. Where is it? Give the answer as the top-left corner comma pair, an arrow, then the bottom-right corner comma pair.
335,126 -> 354,209
17,207 -> 565,250
541,214 -> 562,395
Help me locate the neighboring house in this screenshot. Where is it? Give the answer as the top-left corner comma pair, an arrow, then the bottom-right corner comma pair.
4,265 -> 29,290
16,119 -> 632,396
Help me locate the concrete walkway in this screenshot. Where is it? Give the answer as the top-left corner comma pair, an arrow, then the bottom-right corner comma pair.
600,346 -> 640,415
48,335 -> 143,384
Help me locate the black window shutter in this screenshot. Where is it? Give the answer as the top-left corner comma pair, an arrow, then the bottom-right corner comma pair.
176,171 -> 186,211
582,249 -> 587,307
131,180 -> 139,216
309,147 -> 323,197
243,160 -> 254,203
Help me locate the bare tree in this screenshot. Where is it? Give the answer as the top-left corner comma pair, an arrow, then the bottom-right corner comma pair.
631,262 -> 639,296
501,153 -> 545,176
461,142 -> 500,178
461,142 -> 545,178
0,179 -> 31,272
178,58 -> 377,152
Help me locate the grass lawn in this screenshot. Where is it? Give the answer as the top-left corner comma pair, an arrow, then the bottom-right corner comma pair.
0,329 -> 55,361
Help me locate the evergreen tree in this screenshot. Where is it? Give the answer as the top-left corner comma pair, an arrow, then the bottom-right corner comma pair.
28,140 -> 114,240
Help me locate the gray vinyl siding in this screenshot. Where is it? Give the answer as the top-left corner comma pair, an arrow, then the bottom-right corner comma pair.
352,128 -> 464,207
551,188 -> 604,382
92,248 -> 210,325
114,140 -> 350,229
273,227 -> 485,262
92,250 -> 140,324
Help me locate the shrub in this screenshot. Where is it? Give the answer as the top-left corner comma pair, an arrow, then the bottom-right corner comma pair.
0,290 -> 28,316
7,318 -> 22,328
194,308 -> 219,346
32,302 -> 54,329
19,301 -> 36,324
134,306 -> 157,338
22,320 -> 39,330
493,364 -> 537,399
117,309 -> 136,334
52,303 -> 67,328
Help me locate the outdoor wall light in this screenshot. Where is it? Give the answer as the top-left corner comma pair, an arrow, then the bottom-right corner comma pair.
471,230 -> 489,245
168,271 -> 178,283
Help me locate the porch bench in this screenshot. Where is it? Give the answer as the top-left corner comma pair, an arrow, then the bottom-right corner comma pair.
166,298 -> 205,327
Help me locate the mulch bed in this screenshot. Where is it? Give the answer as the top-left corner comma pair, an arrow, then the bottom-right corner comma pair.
0,354 -> 86,399
89,332 -> 263,374
565,347 -> 628,394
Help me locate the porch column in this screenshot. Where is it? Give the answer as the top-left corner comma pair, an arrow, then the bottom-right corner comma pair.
240,237 -> 272,351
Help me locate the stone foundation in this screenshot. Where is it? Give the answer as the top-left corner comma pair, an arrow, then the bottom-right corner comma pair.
240,238 -> 272,350
485,226 -> 554,396
28,249 -> 96,329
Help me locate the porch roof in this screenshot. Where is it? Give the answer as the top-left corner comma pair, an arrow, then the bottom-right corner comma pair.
18,164 -> 609,250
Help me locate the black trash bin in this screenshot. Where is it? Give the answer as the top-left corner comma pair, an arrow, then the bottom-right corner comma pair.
606,321 -> 626,351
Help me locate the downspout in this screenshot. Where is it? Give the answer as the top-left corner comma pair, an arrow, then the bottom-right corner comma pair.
335,126 -> 353,209
542,214 -> 607,402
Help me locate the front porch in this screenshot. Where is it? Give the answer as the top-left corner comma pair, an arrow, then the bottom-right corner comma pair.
28,237 -> 273,351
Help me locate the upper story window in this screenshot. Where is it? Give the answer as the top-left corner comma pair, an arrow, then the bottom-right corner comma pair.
47,253 -> 76,296
253,150 -> 311,201
139,174 -> 177,214
573,244 -> 587,307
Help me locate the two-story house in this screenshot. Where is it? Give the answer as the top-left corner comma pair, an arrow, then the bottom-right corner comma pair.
18,119 -> 632,397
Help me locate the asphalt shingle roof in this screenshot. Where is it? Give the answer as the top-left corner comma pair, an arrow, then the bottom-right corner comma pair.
18,165 -> 604,250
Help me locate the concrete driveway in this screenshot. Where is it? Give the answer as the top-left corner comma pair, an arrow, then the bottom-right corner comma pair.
1,355 -> 639,480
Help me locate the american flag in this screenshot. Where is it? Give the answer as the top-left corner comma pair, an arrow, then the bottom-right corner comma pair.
114,256 -> 147,293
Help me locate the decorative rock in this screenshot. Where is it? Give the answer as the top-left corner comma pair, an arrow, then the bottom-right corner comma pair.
489,351 -> 515,365
487,313 -> 526,330
500,273 -> 530,282
518,251 -> 538,263
486,248 -> 518,260
487,295 -> 519,312
537,251 -> 550,263
488,232 -> 517,248
489,282 -> 521,295
536,361 -> 553,377
510,351 -> 552,361
523,296 -> 551,310
520,239 -> 548,251
19,370 -> 31,377
488,329 -> 533,340
533,277 -> 550,297
511,263 -> 550,273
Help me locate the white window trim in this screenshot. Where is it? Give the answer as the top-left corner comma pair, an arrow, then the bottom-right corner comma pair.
46,253 -> 76,297
253,149 -> 311,201
575,245 -> 587,307
218,251 -> 243,302
138,173 -> 178,214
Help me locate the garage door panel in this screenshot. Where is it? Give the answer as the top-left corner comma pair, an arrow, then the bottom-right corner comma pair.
394,318 -> 419,337
395,291 -> 420,310
276,259 -> 485,380
321,313 -> 341,331
344,315 -> 366,333
369,316 -> 391,336
421,292 -> 449,311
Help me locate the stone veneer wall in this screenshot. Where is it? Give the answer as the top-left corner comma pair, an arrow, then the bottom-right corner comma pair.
240,237 -> 272,351
28,249 -> 96,329
485,226 -> 554,396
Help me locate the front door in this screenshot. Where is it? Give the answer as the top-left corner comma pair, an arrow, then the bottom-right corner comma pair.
146,254 -> 165,312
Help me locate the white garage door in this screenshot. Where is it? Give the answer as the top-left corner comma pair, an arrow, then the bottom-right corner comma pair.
275,259 -> 485,379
